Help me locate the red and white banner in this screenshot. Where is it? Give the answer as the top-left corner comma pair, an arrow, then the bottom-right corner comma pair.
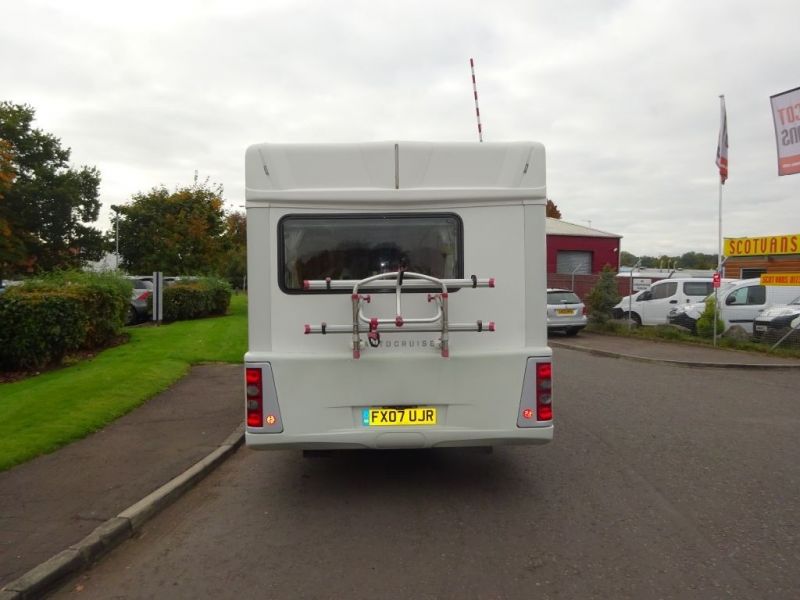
716,96 -> 728,184
771,86 -> 800,176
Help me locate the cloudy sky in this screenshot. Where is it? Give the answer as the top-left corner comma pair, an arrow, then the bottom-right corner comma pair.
2,0 -> 798,256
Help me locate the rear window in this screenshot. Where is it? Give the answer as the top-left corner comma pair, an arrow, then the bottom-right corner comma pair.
278,214 -> 463,292
651,281 -> 678,299
683,281 -> 713,296
547,291 -> 581,304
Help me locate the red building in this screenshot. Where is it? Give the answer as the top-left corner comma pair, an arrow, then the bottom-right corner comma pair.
545,218 -> 622,298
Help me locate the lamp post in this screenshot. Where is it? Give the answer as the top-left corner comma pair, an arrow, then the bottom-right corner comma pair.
110,205 -> 120,270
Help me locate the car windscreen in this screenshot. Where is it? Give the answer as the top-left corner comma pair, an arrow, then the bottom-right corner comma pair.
279,213 -> 463,292
547,291 -> 581,304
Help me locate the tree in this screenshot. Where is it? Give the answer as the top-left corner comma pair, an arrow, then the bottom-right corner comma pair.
219,211 -> 247,288
678,251 -> 717,269
0,139 -> 14,196
619,250 -> 638,267
115,176 -> 227,274
545,199 -> 562,219
0,139 -> 19,272
620,251 -> 719,270
0,102 -> 103,278
585,264 -> 621,323
695,297 -> 725,338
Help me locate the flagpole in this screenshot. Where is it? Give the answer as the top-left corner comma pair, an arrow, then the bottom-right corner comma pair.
714,175 -> 722,346
717,95 -> 725,275
713,94 -> 727,347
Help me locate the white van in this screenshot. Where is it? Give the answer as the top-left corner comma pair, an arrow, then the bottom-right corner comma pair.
668,278 -> 800,334
612,278 -> 716,326
244,141 -> 553,450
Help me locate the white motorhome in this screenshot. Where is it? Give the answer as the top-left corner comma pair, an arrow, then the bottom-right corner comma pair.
243,142 -> 553,450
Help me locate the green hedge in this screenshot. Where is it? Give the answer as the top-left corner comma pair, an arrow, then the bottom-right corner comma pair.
0,272 -> 131,370
160,278 -> 232,322
0,291 -> 87,369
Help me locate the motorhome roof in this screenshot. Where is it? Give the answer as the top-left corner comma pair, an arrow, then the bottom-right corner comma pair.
245,141 -> 546,207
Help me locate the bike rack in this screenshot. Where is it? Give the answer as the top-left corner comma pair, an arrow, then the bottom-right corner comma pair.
303,271 -> 496,359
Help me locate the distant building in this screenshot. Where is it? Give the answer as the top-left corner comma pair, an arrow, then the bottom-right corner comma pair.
546,218 -> 621,275
545,219 -> 622,298
85,252 -> 120,272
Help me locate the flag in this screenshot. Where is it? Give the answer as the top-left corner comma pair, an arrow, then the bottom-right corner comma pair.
716,96 -> 728,184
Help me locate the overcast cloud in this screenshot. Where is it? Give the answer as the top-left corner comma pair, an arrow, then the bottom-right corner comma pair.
2,0 -> 798,255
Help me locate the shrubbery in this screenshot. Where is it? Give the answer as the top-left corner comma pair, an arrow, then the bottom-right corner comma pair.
0,272 -> 233,371
160,277 -> 232,322
695,297 -> 725,339
585,265 -> 621,324
0,271 -> 131,370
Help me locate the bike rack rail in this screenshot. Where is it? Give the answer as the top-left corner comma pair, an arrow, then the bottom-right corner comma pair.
303,271 -> 496,358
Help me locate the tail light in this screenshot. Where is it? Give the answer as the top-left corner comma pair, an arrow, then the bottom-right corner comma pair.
518,359 -> 553,426
136,291 -> 151,301
245,363 -> 283,433
582,305 -> 587,315
246,368 -> 263,427
536,362 -> 552,421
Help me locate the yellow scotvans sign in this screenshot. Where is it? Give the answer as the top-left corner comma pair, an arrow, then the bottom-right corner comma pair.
760,273 -> 800,286
725,234 -> 800,257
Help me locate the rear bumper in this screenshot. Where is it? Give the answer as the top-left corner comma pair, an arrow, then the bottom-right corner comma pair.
668,312 -> 697,331
547,316 -> 587,330
246,426 -> 553,450
244,349 -> 553,450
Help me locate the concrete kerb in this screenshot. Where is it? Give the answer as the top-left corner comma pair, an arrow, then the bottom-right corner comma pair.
549,340 -> 800,370
0,423 -> 245,600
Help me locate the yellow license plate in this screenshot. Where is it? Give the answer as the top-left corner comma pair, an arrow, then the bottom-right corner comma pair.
362,407 -> 437,426
556,308 -> 575,315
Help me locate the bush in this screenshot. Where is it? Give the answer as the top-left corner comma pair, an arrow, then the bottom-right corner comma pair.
0,291 -> 87,369
585,265 -> 621,324
0,271 -> 132,370
695,297 -> 725,339
160,277 -> 232,322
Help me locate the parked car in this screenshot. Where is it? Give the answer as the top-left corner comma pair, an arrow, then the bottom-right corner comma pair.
131,275 -> 180,286
666,280 -> 739,333
612,278 -> 718,326
126,278 -> 153,324
0,280 -> 22,295
668,279 -> 800,335
752,295 -> 800,343
546,288 -> 587,336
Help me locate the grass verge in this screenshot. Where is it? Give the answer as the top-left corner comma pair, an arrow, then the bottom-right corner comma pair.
586,320 -> 800,359
0,294 -> 247,472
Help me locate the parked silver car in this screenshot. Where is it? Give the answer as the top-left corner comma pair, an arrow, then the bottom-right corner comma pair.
547,288 -> 587,336
126,278 -> 153,324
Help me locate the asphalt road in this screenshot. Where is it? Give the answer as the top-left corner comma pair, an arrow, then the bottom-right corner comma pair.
53,348 -> 800,600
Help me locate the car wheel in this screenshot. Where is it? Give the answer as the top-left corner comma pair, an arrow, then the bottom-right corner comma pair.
626,312 -> 641,326
125,305 -> 137,326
